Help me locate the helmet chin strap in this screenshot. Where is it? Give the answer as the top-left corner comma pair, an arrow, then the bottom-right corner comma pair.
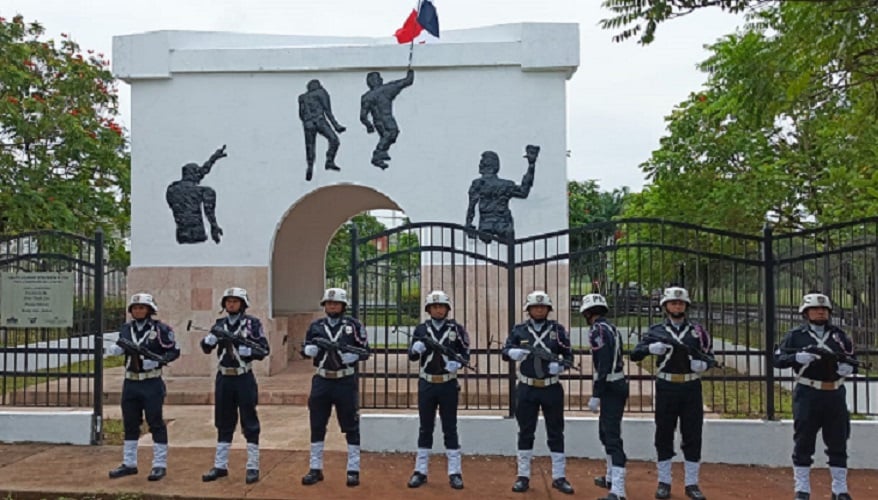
669,311 -> 686,320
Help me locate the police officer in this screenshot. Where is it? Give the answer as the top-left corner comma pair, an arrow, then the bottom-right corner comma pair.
301,288 -> 371,487
773,292 -> 856,500
407,290 -> 471,490
200,287 -> 270,485
502,290 -> 575,495
107,293 -> 180,481
630,286 -> 713,500
582,294 -> 629,500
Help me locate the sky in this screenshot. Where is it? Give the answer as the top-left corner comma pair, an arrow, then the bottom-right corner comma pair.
2,0 -> 743,191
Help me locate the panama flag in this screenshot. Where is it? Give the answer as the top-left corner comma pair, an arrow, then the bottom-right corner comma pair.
394,0 -> 440,44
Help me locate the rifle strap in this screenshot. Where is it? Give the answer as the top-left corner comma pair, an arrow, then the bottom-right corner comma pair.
318,320 -> 347,370
422,323 -> 451,375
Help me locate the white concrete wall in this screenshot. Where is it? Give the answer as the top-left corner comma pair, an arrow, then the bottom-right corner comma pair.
115,23 -> 578,270
361,415 -> 878,469
0,410 -> 92,445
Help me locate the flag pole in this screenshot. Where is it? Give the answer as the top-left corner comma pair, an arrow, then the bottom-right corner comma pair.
408,0 -> 419,70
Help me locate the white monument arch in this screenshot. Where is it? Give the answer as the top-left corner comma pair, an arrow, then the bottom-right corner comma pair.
114,24 -> 579,375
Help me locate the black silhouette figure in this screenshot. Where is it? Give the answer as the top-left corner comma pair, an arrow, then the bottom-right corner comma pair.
359,69 -> 414,169
465,145 -> 539,244
299,79 -> 346,182
166,145 -> 227,244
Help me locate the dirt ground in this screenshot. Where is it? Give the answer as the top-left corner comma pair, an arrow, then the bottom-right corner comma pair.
1,444 -> 877,499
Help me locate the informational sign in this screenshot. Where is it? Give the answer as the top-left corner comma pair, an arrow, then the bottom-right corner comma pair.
0,272 -> 74,328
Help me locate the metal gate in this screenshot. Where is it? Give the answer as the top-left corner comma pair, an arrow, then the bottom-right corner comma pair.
0,230 -> 125,443
350,218 -> 878,419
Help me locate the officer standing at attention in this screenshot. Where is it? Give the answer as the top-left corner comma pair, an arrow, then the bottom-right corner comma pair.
407,290 -> 471,490
200,287 -> 270,485
502,290 -> 575,495
301,288 -> 371,487
107,293 -> 180,481
582,293 -> 629,500
773,292 -> 856,500
630,286 -> 714,500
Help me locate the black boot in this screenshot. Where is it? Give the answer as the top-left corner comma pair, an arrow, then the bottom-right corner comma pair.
655,482 -> 672,499
832,494 -> 852,500
512,476 -> 529,493
449,473 -> 464,490
552,477 -> 574,494
202,467 -> 228,482
108,464 -> 138,479
599,494 -> 626,500
407,471 -> 427,488
685,484 -> 707,500
594,476 -> 612,489
302,469 -> 324,485
245,469 -> 259,484
147,467 -> 166,481
795,493 -> 810,500
346,470 -> 360,487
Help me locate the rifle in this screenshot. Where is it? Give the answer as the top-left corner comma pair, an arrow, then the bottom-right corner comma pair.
642,331 -> 723,369
777,345 -> 872,371
187,320 -> 269,358
116,337 -> 167,365
399,330 -> 477,372
516,343 -> 580,379
310,336 -> 369,358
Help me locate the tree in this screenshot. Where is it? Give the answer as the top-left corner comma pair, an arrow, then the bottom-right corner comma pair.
324,213 -> 386,285
567,180 -> 631,288
620,1 -> 878,230
0,15 -> 130,263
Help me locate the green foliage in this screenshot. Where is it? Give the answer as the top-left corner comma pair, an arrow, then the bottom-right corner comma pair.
621,1 -> 878,229
0,15 -> 130,264
325,214 -> 386,285
567,180 -> 630,283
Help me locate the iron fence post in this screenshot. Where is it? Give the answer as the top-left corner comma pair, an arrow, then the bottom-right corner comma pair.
762,223 -> 777,420
507,237 -> 516,418
350,224 -> 359,319
92,229 -> 105,445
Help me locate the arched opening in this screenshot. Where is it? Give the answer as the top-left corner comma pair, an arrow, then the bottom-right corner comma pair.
270,184 -> 402,359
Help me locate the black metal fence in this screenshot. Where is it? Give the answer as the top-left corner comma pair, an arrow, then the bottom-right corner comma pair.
0,230 -> 125,443
350,218 -> 878,419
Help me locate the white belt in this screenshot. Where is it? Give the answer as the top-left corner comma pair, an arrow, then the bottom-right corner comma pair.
797,377 -> 843,391
218,364 -> 251,376
657,372 -> 700,383
125,369 -> 161,381
316,366 -> 355,379
421,373 -> 456,383
517,374 -> 560,388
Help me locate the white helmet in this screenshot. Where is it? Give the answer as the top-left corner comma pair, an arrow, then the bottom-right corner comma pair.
580,293 -> 609,315
424,290 -> 452,311
221,287 -> 250,309
524,290 -> 553,311
320,287 -> 349,306
799,293 -> 832,313
128,292 -> 158,313
660,287 -> 691,307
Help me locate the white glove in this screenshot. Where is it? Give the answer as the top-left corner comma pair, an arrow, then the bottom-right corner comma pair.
795,351 -> 821,365
204,333 -> 218,346
142,359 -> 159,370
445,360 -> 462,373
105,344 -> 124,356
548,362 -> 563,375
837,363 -> 854,377
341,352 -> 360,365
412,341 -> 427,354
507,348 -> 528,361
587,397 -> 600,414
649,342 -> 671,355
303,344 -> 319,357
690,359 -> 709,373
238,345 -> 252,357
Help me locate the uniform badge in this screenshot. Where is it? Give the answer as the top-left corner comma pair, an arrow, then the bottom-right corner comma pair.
345,325 -> 353,334
674,289 -> 683,297
536,295 -> 544,303
149,330 -> 157,340
817,296 -> 826,304
449,331 -> 457,342
550,331 -> 558,341
328,290 -> 336,299
167,331 -> 175,342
